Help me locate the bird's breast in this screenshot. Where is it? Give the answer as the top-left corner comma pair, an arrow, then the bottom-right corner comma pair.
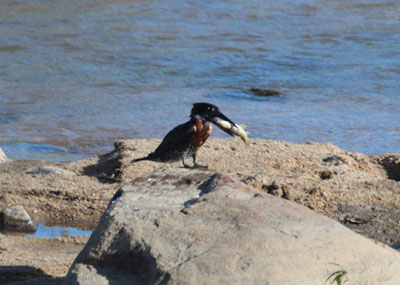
192,119 -> 212,148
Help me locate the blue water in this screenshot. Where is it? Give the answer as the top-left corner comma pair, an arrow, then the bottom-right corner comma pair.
1,0 -> 399,161
0,224 -> 92,238
27,225 -> 92,238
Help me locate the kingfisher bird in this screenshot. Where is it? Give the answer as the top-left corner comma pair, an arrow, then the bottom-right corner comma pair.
132,102 -> 237,168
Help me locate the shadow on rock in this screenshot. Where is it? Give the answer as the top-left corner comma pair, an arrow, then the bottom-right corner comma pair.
67,228 -> 170,284
0,265 -> 59,284
379,154 -> 400,181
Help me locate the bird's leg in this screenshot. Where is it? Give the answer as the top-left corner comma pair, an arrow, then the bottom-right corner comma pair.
182,155 -> 191,168
192,153 -> 208,168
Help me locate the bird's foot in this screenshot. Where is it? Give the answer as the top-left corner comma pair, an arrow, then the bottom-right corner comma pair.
192,163 -> 208,169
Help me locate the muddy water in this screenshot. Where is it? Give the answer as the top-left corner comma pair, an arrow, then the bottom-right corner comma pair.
1,0 -> 399,160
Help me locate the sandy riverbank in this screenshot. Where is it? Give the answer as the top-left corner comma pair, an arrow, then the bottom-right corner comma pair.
1,138 -> 399,282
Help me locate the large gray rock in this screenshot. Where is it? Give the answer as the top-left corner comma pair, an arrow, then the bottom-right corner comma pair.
1,205 -> 36,232
67,168 -> 400,284
0,147 -> 10,163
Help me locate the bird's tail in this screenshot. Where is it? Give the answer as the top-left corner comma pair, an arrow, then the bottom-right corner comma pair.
131,152 -> 156,163
131,156 -> 149,163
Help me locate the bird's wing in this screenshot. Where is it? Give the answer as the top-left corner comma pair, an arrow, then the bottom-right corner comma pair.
152,120 -> 196,157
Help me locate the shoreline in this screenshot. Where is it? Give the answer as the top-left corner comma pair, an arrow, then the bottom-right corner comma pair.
0,138 -> 400,281
1,138 -> 400,237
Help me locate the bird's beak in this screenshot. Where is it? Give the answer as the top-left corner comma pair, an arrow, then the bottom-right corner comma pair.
211,112 -> 238,136
217,111 -> 236,126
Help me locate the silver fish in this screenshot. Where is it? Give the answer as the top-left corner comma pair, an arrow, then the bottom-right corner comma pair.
215,119 -> 249,145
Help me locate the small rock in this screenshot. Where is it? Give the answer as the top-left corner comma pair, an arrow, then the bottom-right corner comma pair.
319,170 -> 333,180
263,181 -> 282,197
323,155 -> 346,166
0,147 -> 10,163
390,242 -> 400,250
254,173 -> 272,185
249,88 -> 282,97
339,215 -> 367,225
0,205 -> 36,232
28,166 -> 76,177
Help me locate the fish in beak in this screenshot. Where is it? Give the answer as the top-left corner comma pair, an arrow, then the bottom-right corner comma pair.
212,112 -> 249,146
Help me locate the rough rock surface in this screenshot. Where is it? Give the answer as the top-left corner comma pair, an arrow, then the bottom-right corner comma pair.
1,205 -> 36,232
67,168 -> 400,284
103,139 -> 400,245
0,147 -> 10,163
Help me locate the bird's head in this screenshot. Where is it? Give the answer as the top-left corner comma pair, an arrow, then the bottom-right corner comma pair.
191,102 -> 236,126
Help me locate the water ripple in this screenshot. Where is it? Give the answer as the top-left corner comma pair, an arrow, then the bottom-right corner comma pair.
1,0 -> 399,160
